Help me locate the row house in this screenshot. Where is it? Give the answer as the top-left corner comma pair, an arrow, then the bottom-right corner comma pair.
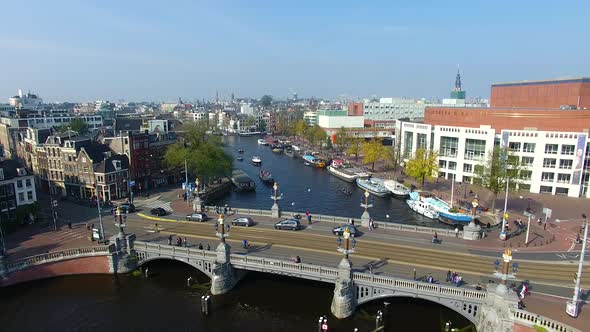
0,159 -> 37,223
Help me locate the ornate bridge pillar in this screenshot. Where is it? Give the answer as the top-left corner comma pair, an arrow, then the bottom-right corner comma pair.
331,257 -> 356,318
108,233 -> 137,274
476,285 -> 519,332
211,215 -> 238,295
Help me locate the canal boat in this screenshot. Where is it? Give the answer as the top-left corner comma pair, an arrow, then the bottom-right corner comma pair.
383,179 -> 410,198
257,139 -> 268,145
284,147 -> 298,158
355,177 -> 390,197
259,169 -> 275,184
326,159 -> 358,183
251,156 -> 262,166
406,192 -> 439,220
231,169 -> 256,191
271,145 -> 283,153
238,148 -> 245,154
236,157 -> 244,161
302,154 -> 326,168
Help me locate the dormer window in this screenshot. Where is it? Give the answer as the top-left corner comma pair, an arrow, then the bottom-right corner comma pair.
112,160 -> 121,171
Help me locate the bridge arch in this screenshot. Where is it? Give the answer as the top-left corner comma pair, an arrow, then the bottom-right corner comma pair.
355,286 -> 480,325
135,253 -> 214,278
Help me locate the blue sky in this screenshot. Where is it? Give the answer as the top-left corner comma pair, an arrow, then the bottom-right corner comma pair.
1,0 -> 588,102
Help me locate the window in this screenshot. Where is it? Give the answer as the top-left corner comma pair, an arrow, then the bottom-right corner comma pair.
559,159 -> 573,169
557,174 -> 571,183
404,131 -> 413,157
17,180 -> 23,188
27,191 -> 33,200
543,158 -> 556,168
439,160 -> 447,168
417,133 -> 427,150
561,144 -> 575,155
521,156 -> 534,166
520,170 -> 532,180
540,185 -> 553,194
463,163 -> 473,173
25,179 -> 32,187
508,142 -> 521,152
519,183 -> 531,191
464,139 -> 486,161
440,136 -> 458,157
555,187 -> 569,195
18,192 -> 24,202
545,144 -> 558,154
448,161 -> 457,170
523,143 -> 535,153
541,172 -> 555,182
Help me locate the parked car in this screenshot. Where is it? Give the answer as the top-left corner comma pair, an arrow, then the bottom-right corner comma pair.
111,203 -> 136,214
186,213 -> 209,222
232,217 -> 254,227
274,218 -> 301,231
150,207 -> 167,216
332,224 -> 358,237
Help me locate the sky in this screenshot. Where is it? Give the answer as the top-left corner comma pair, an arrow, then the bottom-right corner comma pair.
1,0 -> 589,103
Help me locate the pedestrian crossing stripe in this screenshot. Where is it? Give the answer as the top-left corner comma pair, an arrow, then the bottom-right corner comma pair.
142,200 -> 172,211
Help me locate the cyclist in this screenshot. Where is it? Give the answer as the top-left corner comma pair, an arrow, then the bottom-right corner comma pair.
242,239 -> 249,249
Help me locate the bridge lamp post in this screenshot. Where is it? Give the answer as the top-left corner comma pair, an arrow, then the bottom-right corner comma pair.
215,214 -> 230,243
360,190 -> 373,227
336,226 -> 356,259
499,177 -> 510,241
494,248 -> 516,295
270,182 -> 282,218
114,206 -> 127,238
193,177 -> 202,213
566,213 -> 588,318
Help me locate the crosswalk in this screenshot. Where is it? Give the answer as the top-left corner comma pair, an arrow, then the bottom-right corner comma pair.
141,199 -> 172,212
37,224 -> 88,243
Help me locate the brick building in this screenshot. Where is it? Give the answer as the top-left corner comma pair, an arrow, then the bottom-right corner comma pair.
490,77 -> 590,109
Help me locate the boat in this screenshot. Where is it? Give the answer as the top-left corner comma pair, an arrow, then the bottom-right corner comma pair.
236,157 -> 244,161
406,192 -> 439,219
383,179 -> 410,198
271,145 -> 283,153
355,177 -> 390,197
238,148 -> 245,154
257,139 -> 268,145
302,154 -> 326,168
231,169 -> 256,191
258,169 -> 274,184
326,160 -> 359,183
284,147 -> 298,158
239,131 -> 262,136
251,156 -> 262,166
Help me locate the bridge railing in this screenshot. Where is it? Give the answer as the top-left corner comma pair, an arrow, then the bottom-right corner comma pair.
511,308 -> 580,332
5,245 -> 112,273
352,272 -> 487,302
135,241 -> 217,260
229,254 -> 339,278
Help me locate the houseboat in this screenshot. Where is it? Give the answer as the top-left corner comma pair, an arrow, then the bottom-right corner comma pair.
231,169 -> 256,191
355,177 -> 390,197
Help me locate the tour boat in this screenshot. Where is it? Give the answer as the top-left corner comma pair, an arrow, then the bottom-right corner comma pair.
231,169 -> 256,191
239,131 -> 262,136
251,156 -> 262,166
406,192 -> 439,220
383,179 -> 410,198
258,169 -> 274,184
302,154 -> 326,168
257,139 -> 268,145
327,159 -> 359,183
355,177 -> 390,197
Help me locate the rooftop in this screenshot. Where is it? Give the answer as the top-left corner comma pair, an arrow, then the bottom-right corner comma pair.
492,77 -> 590,87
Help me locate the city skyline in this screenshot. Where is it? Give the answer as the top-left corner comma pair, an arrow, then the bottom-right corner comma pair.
1,0 -> 589,102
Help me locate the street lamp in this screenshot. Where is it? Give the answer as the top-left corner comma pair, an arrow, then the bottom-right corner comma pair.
214,214 -> 230,243
360,190 -> 373,226
566,213 -> 588,317
337,226 -> 357,259
499,177 -> 510,241
94,183 -> 105,243
494,248 -> 517,294
114,206 -> 127,238
270,182 -> 282,218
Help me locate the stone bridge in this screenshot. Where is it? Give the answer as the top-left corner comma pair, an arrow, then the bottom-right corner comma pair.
0,234 -> 580,332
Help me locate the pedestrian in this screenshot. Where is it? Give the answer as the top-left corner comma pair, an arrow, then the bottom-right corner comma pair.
206,244 -> 211,250
413,268 -> 416,280
177,237 -> 182,247
446,270 -> 452,282
183,237 -> 187,247
307,214 -> 312,225
168,235 -> 173,246
368,263 -> 373,274
455,227 -> 459,238
85,222 -> 90,231
537,217 -> 542,225
155,223 -> 159,233
223,206 -> 228,215
350,218 -> 355,226
198,243 -> 204,250
543,221 -> 547,230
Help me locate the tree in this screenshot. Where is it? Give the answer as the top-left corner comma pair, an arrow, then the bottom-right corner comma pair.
260,95 -> 273,108
312,125 -> 327,148
294,120 -> 307,137
243,115 -> 256,128
386,138 -> 403,175
335,127 -> 350,154
258,119 -> 267,132
361,138 -> 388,171
232,122 -> 238,130
405,148 -> 439,188
347,137 -> 363,160
58,118 -> 88,135
164,121 -> 233,184
473,146 -> 524,213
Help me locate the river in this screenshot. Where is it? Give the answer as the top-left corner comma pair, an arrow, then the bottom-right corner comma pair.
216,135 -> 444,228
0,260 -> 474,331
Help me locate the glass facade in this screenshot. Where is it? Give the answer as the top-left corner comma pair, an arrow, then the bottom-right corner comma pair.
464,139 -> 486,161
440,136 -> 458,157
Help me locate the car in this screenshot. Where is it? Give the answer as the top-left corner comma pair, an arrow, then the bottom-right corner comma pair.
274,218 -> 300,231
186,213 -> 208,222
332,224 -> 358,237
150,207 -> 167,216
111,203 -> 136,214
232,217 -> 254,227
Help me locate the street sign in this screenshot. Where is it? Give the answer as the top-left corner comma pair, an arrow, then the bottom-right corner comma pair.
128,180 -> 135,187
523,211 -> 535,219
543,208 -> 552,219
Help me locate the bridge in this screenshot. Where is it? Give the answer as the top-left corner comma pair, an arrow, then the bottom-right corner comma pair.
0,233 -> 580,332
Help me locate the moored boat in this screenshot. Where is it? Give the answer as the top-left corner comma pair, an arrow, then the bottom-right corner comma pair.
406,192 -> 439,220
383,179 -> 410,198
271,145 -> 283,153
251,156 -> 262,166
285,147 -> 298,158
302,154 -> 326,168
257,139 -> 268,145
327,159 -> 358,183
259,169 -> 274,184
355,177 -> 390,197
238,148 -> 245,154
231,169 -> 256,191
236,157 -> 244,161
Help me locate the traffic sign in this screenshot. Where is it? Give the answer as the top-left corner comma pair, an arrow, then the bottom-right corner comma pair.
523,211 -> 535,219
128,180 -> 135,187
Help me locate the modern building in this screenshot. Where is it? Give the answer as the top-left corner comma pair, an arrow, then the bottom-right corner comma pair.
362,98 -> 430,122
303,111 -> 318,126
401,76 -> 590,198
317,110 -> 364,129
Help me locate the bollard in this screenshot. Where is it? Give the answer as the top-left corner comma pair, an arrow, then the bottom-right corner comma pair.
187,277 -> 193,287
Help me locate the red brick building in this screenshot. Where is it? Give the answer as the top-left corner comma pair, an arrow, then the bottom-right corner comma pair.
347,102 -> 364,116
490,77 -> 590,109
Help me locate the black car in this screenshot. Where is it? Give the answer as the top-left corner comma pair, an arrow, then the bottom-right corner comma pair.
332,224 -> 358,237
150,207 -> 167,216
111,203 -> 136,214
274,219 -> 301,231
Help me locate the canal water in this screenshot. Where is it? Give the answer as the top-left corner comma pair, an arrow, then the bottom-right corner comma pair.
0,260 -> 474,331
217,135 -> 442,227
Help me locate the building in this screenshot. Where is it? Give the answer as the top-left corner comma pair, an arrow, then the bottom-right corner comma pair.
401,76 -> 590,198
362,98 -> 429,122
317,110 -> 364,129
0,159 -> 37,219
303,111 -> 318,126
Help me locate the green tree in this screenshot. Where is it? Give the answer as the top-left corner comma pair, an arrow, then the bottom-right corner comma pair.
361,138 -> 388,171
164,121 -> 233,184
347,137 -> 363,160
335,127 -> 350,154
258,119 -> 267,132
242,115 -> 256,128
232,122 -> 238,130
260,95 -> 273,108
294,119 -> 307,137
386,138 -> 403,175
312,125 -> 327,148
405,148 -> 439,188
473,146 -> 524,213
58,118 -> 88,135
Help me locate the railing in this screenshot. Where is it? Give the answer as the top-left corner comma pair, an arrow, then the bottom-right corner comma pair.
229,254 -> 339,278
5,245 -> 112,273
135,241 -> 217,260
512,309 -> 580,332
352,272 -> 487,302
